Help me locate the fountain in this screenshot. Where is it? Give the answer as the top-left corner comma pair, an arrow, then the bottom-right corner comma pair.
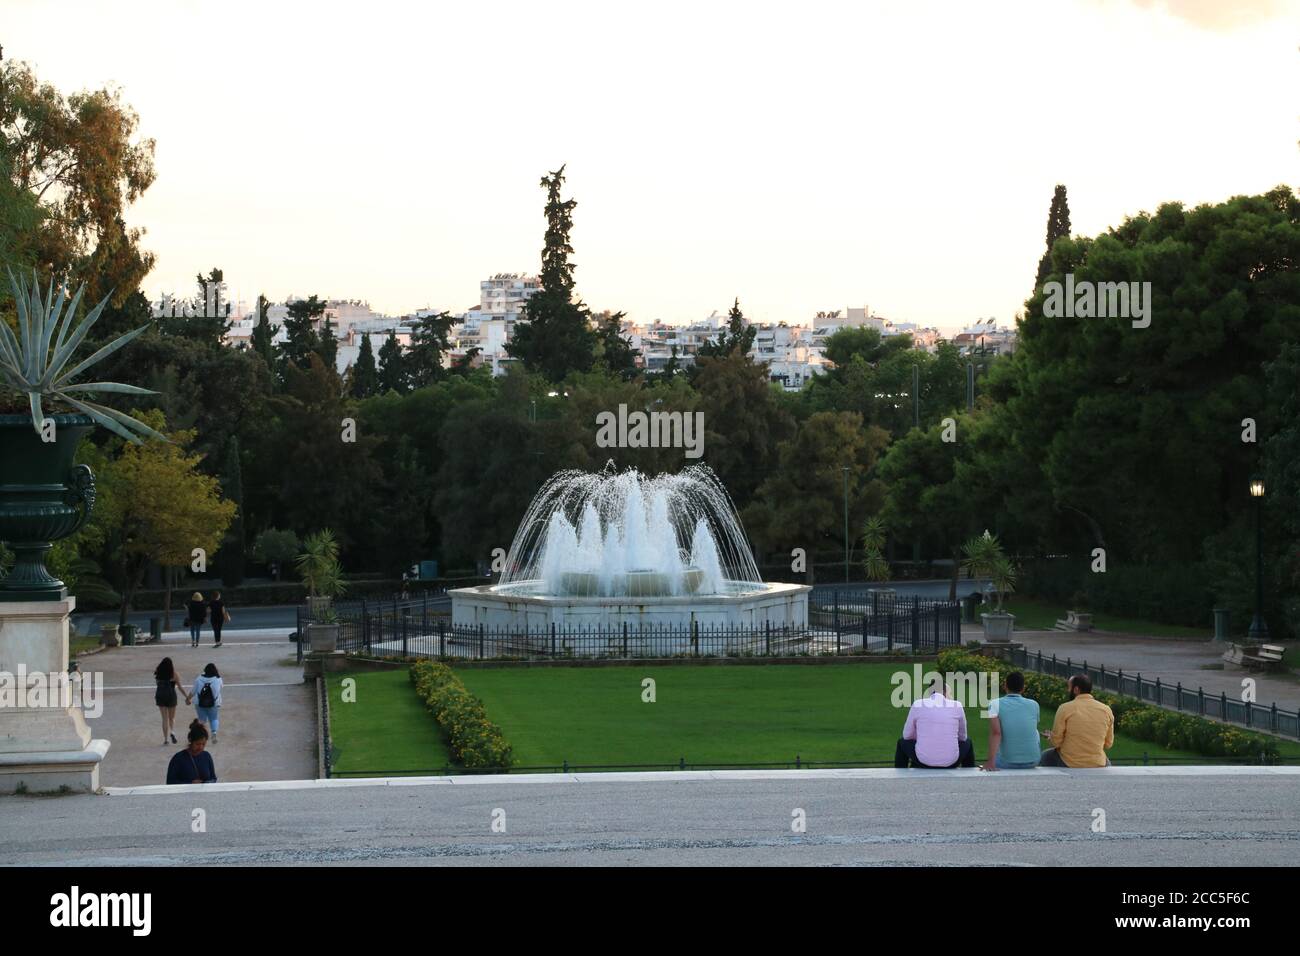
450,465 -> 809,632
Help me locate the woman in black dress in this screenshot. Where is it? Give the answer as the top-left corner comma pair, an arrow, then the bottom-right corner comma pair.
154,657 -> 192,745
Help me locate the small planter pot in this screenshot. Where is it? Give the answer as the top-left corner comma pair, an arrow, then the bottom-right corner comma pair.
308,623 -> 340,653
981,611 -> 1016,642
99,623 -> 121,647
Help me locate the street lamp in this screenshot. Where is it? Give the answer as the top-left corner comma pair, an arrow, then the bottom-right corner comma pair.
843,466 -> 850,583
1248,476 -> 1268,642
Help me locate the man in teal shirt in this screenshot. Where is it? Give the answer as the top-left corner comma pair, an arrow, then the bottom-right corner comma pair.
982,672 -> 1041,770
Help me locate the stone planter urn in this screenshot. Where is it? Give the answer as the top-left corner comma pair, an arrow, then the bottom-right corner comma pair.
308,622 -> 340,653
0,414 -> 97,601
99,623 -> 121,647
981,611 -> 1016,642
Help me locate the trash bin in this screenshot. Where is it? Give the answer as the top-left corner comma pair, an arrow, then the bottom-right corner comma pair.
150,617 -> 162,642
1213,607 -> 1230,642
963,591 -> 983,623
119,624 -> 138,646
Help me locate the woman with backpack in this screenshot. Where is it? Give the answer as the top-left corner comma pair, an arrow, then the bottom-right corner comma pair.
208,590 -> 230,648
191,663 -> 224,743
165,719 -> 217,785
154,657 -> 192,745
185,592 -> 206,648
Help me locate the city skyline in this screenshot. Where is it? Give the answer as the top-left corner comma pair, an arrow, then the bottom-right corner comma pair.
5,0 -> 1296,330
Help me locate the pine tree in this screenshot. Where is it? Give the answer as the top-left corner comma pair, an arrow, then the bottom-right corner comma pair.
250,294 -> 278,371
319,316 -> 339,376
1035,184 -> 1072,288
505,165 -> 597,381
279,294 -> 327,377
406,311 -> 455,389
351,332 -> 379,398
377,331 -> 406,394
595,310 -> 639,379
698,297 -> 756,359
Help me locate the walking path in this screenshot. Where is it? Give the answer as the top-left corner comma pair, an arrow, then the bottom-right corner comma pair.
75,628 -> 316,788
961,625 -> 1300,714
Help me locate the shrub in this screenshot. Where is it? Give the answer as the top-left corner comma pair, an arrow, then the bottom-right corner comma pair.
409,660 -> 512,769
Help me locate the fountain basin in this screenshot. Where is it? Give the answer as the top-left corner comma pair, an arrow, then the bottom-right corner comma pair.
451,581 -> 810,631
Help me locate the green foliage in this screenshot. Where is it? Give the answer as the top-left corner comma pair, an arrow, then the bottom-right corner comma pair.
1034,184 -> 1071,288
0,270 -> 163,441
961,531 -> 1016,610
405,312 -> 455,390
249,295 -> 277,370
296,529 -> 346,598
278,294 -> 328,379
861,516 -> 890,581
697,298 -> 756,360
252,527 -> 300,578
409,660 -> 513,769
376,331 -> 405,394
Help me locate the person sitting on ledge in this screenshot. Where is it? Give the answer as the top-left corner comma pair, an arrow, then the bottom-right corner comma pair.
1039,674 -> 1113,768
981,671 -> 1042,771
166,719 -> 218,785
895,681 -> 975,768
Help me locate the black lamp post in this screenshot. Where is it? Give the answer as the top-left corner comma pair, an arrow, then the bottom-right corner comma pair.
1248,476 -> 1269,642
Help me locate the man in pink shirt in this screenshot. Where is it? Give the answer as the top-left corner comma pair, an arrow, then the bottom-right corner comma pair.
894,686 -> 975,768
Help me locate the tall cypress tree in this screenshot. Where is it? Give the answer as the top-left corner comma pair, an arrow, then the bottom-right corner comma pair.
505,165 -> 597,381
216,436 -> 246,587
1035,184 -> 1072,288
351,332 -> 379,398
377,331 -> 406,394
250,294 -> 278,371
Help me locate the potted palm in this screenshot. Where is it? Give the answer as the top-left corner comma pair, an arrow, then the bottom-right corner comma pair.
0,271 -> 163,600
962,530 -> 1017,642
296,529 -> 346,651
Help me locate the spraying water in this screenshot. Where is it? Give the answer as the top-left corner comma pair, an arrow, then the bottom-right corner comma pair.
499,464 -> 762,597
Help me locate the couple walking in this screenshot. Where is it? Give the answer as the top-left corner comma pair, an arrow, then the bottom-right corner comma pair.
185,591 -> 230,648
153,658 -> 224,745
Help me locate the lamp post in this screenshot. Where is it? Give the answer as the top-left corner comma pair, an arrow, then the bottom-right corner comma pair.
843,466 -> 850,583
1248,476 -> 1269,642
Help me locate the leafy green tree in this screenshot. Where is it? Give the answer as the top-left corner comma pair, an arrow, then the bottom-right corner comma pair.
350,332 -> 379,399
252,528 -> 300,581
594,310 -> 639,380
406,311 -> 455,389
377,331 -> 406,394
697,297 -> 756,360
1,58 -> 156,307
505,165 -> 596,381
250,295 -> 278,371
279,294 -> 327,377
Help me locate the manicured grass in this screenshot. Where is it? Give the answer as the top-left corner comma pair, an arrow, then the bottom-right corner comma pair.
1004,598 -> 1211,639
453,663 -> 1273,768
327,669 -> 452,775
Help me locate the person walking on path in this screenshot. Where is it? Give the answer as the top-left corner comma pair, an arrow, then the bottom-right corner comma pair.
192,663 -> 224,743
185,592 -> 206,647
207,591 -> 230,647
153,657 -> 192,745
165,720 -> 217,785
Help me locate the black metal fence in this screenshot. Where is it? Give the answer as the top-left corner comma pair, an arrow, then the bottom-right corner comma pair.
1009,647 -> 1300,740
295,587 -> 961,662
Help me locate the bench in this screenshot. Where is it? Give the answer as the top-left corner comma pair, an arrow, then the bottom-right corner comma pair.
1222,642 -> 1286,673
1054,610 -> 1094,632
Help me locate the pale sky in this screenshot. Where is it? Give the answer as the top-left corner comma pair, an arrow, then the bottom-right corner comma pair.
5,0 -> 1297,330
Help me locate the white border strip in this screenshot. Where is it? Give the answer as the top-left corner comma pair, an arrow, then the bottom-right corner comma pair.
104,764 -> 1300,796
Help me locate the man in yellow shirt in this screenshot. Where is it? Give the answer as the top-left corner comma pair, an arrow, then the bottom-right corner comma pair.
1039,674 -> 1114,768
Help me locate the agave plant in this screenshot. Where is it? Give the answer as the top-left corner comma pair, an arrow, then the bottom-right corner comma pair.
0,268 -> 164,443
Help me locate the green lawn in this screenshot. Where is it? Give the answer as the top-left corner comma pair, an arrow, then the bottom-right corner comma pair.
453,663 -> 1275,768
1003,598 -> 1212,639
327,669 -> 452,775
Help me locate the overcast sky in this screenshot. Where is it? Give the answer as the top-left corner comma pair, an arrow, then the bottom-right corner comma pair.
6,0 -> 1297,329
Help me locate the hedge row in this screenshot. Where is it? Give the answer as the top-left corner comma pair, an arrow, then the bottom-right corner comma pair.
936,647 -> 1279,759
409,660 -> 513,769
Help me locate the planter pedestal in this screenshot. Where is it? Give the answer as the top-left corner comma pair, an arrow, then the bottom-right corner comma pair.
0,598 -> 110,793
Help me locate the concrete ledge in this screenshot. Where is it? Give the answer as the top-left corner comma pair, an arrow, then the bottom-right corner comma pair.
103,764 -> 1300,797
